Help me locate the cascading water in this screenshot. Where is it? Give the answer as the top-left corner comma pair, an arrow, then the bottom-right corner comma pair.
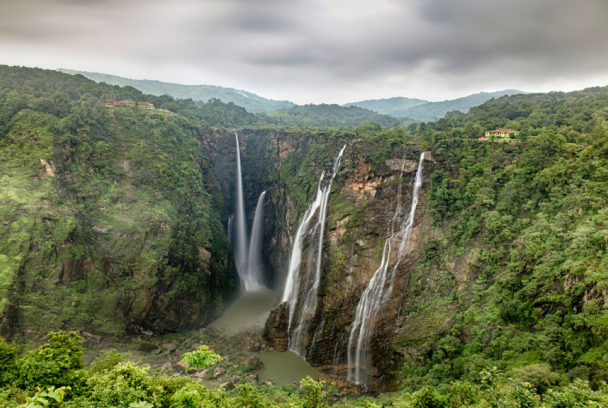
346,153 -> 425,388
227,215 -> 234,246
233,132 -> 265,291
281,146 -> 346,356
246,191 -> 266,289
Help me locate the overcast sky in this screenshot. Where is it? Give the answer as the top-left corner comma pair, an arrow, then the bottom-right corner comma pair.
1,0 -> 608,104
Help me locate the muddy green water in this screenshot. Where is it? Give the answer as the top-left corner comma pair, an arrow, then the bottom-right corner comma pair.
258,351 -> 322,385
209,288 -> 275,335
208,288 -> 322,384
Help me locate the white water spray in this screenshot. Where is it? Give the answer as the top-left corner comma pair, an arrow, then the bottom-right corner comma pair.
281,146 -> 346,355
233,133 -> 266,291
246,191 -> 266,290
346,153 -> 425,388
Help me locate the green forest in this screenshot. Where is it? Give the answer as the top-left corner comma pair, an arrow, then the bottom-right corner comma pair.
1,66 -> 608,407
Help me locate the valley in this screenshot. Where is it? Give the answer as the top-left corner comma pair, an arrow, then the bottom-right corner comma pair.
1,66 -> 608,407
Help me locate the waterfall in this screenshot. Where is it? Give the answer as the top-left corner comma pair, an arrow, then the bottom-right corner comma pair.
346,153 -> 425,388
281,146 -> 346,356
246,191 -> 266,290
227,215 -> 234,246
233,132 -> 265,291
234,133 -> 250,288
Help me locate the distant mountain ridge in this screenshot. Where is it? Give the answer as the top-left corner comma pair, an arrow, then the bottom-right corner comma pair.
343,96 -> 429,116
59,69 -> 296,113
346,89 -> 525,121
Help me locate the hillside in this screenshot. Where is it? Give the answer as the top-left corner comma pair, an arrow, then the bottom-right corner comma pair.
346,89 -> 524,121
0,66 -> 238,338
400,89 -> 524,120
343,96 -> 428,116
2,66 -> 608,407
59,69 -> 296,113
264,103 -> 413,127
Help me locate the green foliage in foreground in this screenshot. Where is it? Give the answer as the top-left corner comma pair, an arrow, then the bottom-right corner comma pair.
1,332 -> 608,407
180,346 -> 222,371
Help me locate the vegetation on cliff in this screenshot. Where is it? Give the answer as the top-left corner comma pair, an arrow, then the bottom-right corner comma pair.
396,86 -> 608,391
0,66 -> 237,339
3,65 -> 608,407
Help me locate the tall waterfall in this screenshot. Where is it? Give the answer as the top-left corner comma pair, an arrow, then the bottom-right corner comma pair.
281,146 -> 346,356
233,132 -> 265,291
347,153 -> 425,388
247,191 -> 266,289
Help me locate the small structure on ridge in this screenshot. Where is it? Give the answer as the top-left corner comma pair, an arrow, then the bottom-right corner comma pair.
479,128 -> 519,141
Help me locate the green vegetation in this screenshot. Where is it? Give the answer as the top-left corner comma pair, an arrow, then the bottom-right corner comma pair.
395,85 -> 608,394
4,65 -> 608,407
343,96 -> 428,117
180,346 -> 222,371
264,104 -> 414,128
0,65 -> 237,339
396,90 -> 524,121
345,90 -> 523,121
60,69 -> 296,113
1,332 -> 607,407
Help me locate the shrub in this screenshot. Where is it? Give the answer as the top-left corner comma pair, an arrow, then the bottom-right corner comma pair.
411,386 -> 445,408
543,379 -> 608,408
89,350 -> 130,374
179,345 -> 222,371
16,332 -> 85,389
86,362 -> 164,407
233,383 -> 272,408
513,363 -> 561,394
299,377 -> 334,408
0,337 -> 20,386
445,381 -> 479,407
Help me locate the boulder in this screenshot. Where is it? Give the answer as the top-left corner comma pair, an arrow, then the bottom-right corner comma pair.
193,369 -> 208,379
213,367 -> 226,379
263,302 -> 290,352
136,341 -> 156,352
244,355 -> 264,371
162,343 -> 177,354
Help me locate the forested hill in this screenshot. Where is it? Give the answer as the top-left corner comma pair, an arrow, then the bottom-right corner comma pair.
0,65 -> 238,338
263,103 -> 414,127
57,68 -> 413,128
347,89 -> 523,120
342,96 -> 429,116
393,83 -> 608,392
59,69 -> 296,113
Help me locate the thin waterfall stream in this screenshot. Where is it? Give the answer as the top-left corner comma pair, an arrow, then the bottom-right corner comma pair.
213,135 -> 324,385
346,153 -> 425,388
281,146 -> 346,356
233,132 -> 266,291
247,191 -> 266,290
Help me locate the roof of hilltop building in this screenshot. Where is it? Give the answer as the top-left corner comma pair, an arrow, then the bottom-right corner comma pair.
488,128 -> 519,133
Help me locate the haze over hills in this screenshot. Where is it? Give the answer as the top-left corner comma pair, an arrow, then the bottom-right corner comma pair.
346,89 -> 525,121
343,96 -> 429,117
59,69 -> 296,113
61,69 -> 526,122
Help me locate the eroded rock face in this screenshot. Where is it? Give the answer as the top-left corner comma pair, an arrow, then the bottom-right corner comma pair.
263,301 -> 290,352
266,150 -> 434,391
215,135 -> 441,390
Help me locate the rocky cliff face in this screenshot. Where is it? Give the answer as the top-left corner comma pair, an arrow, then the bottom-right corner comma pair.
212,128 -> 443,390
0,108 -> 238,340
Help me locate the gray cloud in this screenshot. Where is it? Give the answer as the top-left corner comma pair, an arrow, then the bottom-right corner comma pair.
0,0 -> 607,103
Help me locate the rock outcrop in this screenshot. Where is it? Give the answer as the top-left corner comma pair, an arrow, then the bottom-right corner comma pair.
263,301 -> 289,351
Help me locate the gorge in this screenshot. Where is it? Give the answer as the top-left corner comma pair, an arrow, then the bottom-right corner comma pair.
2,67 -> 608,406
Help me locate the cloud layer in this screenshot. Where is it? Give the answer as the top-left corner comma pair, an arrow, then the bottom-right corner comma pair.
1,0 -> 607,103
